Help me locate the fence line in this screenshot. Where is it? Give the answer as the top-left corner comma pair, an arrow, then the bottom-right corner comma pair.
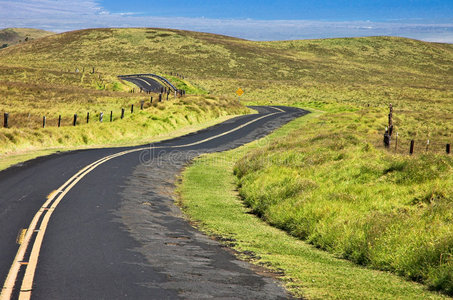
381,103 -> 451,155
381,135 -> 452,155
1,90 -> 185,129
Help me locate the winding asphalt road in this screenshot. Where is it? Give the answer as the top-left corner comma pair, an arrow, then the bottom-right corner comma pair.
121,76 -> 165,93
0,106 -> 308,299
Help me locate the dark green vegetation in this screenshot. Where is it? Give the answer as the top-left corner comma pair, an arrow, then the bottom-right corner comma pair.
179,115 -> 446,299
1,27 -> 453,296
234,111 -> 453,295
0,28 -> 54,48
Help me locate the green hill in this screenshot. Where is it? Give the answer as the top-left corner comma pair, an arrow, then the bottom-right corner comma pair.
1,28 -> 453,296
0,28 -> 54,49
1,28 -> 452,142
0,28 -> 247,160
1,28 -> 452,86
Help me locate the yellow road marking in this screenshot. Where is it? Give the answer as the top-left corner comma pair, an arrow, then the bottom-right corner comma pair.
0,111 -> 279,300
133,77 -> 156,88
16,229 -> 27,245
171,113 -> 277,148
1,159 -> 107,300
46,190 -> 58,200
271,106 -> 285,113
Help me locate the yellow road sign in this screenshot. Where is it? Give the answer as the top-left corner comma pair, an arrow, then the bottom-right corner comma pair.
236,88 -> 244,97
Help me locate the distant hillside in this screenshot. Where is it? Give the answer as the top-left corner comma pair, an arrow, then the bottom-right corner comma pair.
0,28 -> 452,89
1,28 -> 452,139
0,28 -> 54,49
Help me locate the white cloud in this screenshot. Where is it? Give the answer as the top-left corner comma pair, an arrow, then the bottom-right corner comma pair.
0,0 -> 452,43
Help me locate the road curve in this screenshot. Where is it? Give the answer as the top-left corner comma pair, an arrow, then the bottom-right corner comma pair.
121,76 -> 165,93
0,106 -> 308,299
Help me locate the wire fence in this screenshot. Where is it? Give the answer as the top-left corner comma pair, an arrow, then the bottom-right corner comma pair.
1,90 -> 184,129
378,135 -> 451,155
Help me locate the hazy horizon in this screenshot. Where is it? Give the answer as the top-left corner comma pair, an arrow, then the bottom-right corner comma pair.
1,0 -> 452,43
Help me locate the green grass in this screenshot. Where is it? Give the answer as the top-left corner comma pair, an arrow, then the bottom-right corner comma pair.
0,28 -> 249,162
0,113 -> 240,172
178,113 -> 447,299
165,75 -> 208,95
1,28 -> 452,143
1,27 -> 453,295
0,95 -> 248,165
233,106 -> 453,295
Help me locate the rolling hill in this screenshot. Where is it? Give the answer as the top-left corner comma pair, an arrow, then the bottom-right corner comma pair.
1,28 -> 452,143
0,28 -> 54,48
1,28 -> 452,87
1,28 -> 453,296
0,28 -> 248,160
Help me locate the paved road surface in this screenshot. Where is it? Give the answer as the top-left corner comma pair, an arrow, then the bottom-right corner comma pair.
0,106 -> 308,299
121,76 -> 164,93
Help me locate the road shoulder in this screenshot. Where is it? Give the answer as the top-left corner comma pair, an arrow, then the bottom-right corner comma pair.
177,113 -> 447,299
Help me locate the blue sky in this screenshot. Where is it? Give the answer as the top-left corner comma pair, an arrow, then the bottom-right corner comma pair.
1,0 -> 453,42
101,0 -> 453,23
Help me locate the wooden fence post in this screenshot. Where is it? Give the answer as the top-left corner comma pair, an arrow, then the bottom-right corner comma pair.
410,140 -> 415,155
73,114 -> 77,126
388,103 -> 393,136
58,115 -> 61,127
383,127 -> 390,148
110,111 -> 113,122
42,116 -> 46,128
447,144 -> 451,154
3,113 -> 8,128
395,132 -> 398,151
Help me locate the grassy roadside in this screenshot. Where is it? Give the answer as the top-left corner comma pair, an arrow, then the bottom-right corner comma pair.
0,113 -> 241,172
232,102 -> 453,295
178,112 -> 447,299
2,28 -> 452,296
0,94 -> 249,171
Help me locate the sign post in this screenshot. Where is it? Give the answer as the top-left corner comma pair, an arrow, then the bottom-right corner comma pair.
236,88 -> 244,102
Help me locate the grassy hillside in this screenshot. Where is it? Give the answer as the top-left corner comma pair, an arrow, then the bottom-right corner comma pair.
0,28 -> 54,48
0,28 -> 248,163
179,115 -> 447,299
234,109 -> 453,295
1,28 -> 453,296
1,28 -> 452,142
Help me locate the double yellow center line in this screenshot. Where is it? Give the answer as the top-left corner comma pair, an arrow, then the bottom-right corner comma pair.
0,110 -> 282,300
